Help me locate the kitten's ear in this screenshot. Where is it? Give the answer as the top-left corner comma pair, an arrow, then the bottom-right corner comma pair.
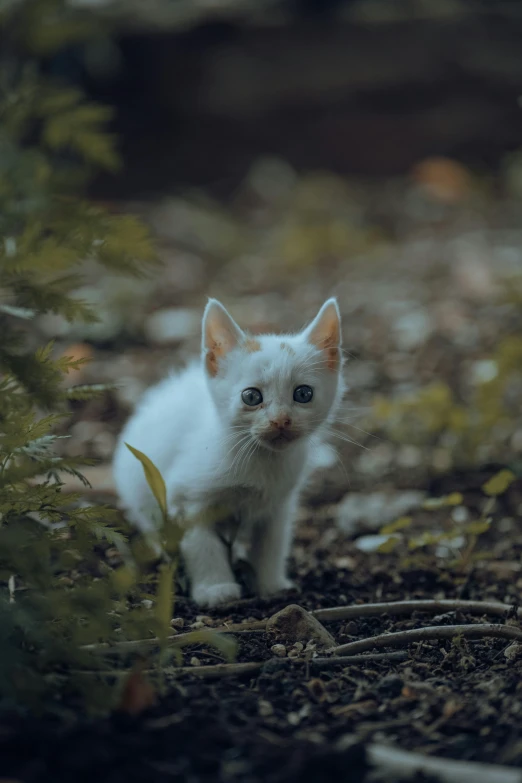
303,298 -> 342,371
202,299 -> 244,377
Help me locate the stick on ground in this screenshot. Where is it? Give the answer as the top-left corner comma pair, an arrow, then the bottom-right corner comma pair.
313,599 -> 522,623
331,623 -> 522,656
365,742 -> 522,783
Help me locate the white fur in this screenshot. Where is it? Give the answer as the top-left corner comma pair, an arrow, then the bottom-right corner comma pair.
112,298 -> 345,607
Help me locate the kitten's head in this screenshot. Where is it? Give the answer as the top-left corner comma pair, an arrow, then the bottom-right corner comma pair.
202,298 -> 344,452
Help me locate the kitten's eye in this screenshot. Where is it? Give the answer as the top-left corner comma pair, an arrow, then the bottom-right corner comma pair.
242,387 -> 263,406
293,385 -> 313,404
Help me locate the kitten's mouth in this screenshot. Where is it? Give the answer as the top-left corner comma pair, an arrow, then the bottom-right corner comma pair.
259,431 -> 299,450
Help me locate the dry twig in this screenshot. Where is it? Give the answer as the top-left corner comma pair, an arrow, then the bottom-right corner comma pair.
82,623 -> 265,655
331,623 -> 522,656
365,742 -> 522,783
313,599 -> 522,623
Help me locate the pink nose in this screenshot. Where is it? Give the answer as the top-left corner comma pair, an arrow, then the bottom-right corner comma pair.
269,417 -> 291,431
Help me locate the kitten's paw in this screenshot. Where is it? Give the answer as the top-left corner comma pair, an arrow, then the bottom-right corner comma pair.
192,582 -> 242,608
258,577 -> 297,598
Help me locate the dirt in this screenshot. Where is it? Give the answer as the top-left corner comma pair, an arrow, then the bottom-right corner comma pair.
2,492 -> 521,782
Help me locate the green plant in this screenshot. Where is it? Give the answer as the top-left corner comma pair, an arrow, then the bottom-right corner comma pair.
371,335 -> 522,468
0,0 -> 161,713
125,445 -> 237,668
377,469 -> 516,570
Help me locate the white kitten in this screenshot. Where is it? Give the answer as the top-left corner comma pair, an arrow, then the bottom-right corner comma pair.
112,298 -> 345,607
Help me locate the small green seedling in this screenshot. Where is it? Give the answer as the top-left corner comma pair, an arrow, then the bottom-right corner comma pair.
125,443 -> 237,668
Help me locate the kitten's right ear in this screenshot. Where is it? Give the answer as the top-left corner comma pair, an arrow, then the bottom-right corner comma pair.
202,299 -> 244,377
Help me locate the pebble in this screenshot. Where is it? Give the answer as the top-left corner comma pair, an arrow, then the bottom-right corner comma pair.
144,307 -> 200,345
171,617 -> 185,628
267,604 -> 335,649
190,656 -> 201,666
394,310 -> 433,351
504,643 -> 522,662
258,699 -> 274,717
271,644 -> 287,658
196,615 -> 215,626
354,534 -> 400,553
451,506 -> 469,523
336,490 -> 425,534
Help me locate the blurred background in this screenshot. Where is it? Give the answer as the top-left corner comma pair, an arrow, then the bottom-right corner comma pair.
37,0 -> 522,527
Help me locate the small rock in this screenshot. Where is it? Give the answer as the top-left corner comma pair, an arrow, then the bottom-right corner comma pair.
337,490 -> 425,535
196,615 -> 215,626
271,644 -> 287,658
451,506 -> 469,524
394,310 -> 433,351
266,604 -> 335,649
171,617 -> 185,628
190,620 -> 205,630
306,678 -> 328,703
190,656 -> 201,666
470,360 -> 498,385
354,534 -> 400,553
141,599 -> 153,610
333,556 -> 356,570
144,307 -> 200,345
396,445 -> 422,469
504,643 -> 522,661
258,699 -> 274,717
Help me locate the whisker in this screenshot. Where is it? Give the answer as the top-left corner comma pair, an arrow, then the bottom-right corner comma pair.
323,428 -> 370,451
310,437 -> 350,487
344,422 -> 381,440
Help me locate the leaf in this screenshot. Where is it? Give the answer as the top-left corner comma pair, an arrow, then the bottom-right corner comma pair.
125,444 -> 167,521
377,536 -> 400,554
422,497 -> 446,510
482,469 -> 516,497
118,659 -> 157,716
173,630 -> 238,662
423,492 -> 463,510
464,519 -> 491,536
380,516 -> 412,535
0,303 -> 35,319
445,492 -> 464,506
111,565 -> 137,595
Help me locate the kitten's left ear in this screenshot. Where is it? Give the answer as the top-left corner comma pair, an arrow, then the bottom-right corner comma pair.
202,299 -> 245,377
303,298 -> 342,371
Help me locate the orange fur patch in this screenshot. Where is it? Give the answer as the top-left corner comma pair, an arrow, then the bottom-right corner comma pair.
280,342 -> 296,356
326,346 -> 340,371
205,350 -> 219,377
243,338 -> 261,353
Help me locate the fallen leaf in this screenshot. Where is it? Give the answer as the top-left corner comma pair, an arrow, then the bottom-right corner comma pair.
411,157 -> 472,204
482,469 -> 516,497
118,659 -> 157,716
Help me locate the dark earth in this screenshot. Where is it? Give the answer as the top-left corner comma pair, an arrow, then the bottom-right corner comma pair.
1,470 -> 521,782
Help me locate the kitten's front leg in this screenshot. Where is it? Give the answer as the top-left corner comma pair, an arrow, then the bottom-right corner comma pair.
180,525 -> 241,608
250,497 -> 297,598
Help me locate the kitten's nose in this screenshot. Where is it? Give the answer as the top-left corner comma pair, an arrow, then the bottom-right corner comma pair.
269,416 -> 292,431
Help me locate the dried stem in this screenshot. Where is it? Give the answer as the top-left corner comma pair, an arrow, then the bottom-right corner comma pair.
82,624 -> 265,655
73,651 -> 408,681
331,623 -> 522,656
312,599 -> 522,623
365,742 -> 522,783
